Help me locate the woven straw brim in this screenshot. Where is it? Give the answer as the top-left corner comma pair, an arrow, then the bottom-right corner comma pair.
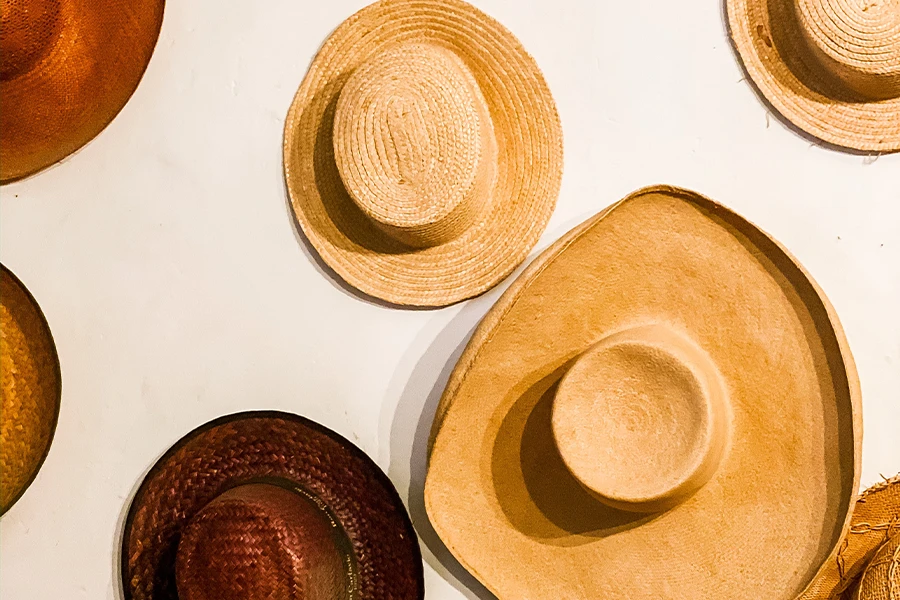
800,475 -> 900,599
121,411 -> 424,600
425,185 -> 861,599
283,0 -> 563,307
0,0 -> 165,183
726,0 -> 900,153
0,265 -> 61,515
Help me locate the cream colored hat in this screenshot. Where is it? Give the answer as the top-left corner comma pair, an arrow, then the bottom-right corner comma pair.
283,0 -> 563,307
425,185 -> 862,599
801,475 -> 900,599
727,0 -> 900,152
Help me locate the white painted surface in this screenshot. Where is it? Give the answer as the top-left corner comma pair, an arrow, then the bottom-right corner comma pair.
0,1 -> 897,598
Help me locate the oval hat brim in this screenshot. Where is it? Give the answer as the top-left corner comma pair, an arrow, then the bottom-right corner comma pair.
0,0 -> 165,183
283,0 -> 563,307
0,264 -> 62,515
121,411 -> 424,600
800,475 -> 900,599
726,0 -> 900,153
425,185 -> 861,599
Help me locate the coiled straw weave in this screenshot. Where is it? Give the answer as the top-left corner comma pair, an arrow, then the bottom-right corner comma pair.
284,0 -> 563,307
727,0 -> 900,152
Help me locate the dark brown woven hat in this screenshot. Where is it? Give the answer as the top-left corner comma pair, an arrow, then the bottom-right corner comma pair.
122,411 -> 424,600
0,0 -> 165,182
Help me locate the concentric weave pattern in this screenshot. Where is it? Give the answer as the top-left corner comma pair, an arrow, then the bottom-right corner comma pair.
727,0 -> 900,151
122,412 -> 423,600
284,0 -> 563,306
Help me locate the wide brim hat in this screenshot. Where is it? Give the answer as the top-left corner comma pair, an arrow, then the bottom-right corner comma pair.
122,411 -> 424,600
801,475 -> 900,599
425,185 -> 862,599
0,0 -> 165,182
0,264 -> 61,514
726,0 -> 900,152
284,0 -> 563,307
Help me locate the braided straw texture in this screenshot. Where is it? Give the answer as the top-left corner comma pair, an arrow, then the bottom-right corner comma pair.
855,534 -> 900,600
0,0 -> 165,182
801,475 -> 900,599
122,412 -> 423,600
284,0 -> 563,307
0,265 -> 60,514
726,0 -> 900,152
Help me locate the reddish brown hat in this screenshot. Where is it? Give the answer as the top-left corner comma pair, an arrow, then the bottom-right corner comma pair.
122,411 -> 424,600
0,0 -> 165,182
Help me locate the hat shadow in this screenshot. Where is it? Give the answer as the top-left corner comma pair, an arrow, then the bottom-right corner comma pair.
490,363 -> 655,545
719,0 -> 876,156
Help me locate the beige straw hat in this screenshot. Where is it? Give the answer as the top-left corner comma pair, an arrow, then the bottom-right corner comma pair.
802,475 -> 900,599
0,0 -> 165,182
425,185 -> 862,599
726,0 -> 900,152
283,0 -> 563,307
0,264 -> 61,515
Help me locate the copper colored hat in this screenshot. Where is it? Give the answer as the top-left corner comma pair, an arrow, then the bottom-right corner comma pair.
284,0 -> 563,307
0,0 -> 165,182
801,475 -> 900,599
727,0 -> 900,152
122,411 -> 424,600
425,185 -> 862,599
0,264 -> 61,515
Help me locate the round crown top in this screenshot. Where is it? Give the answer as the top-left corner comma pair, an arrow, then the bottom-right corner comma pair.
333,41 -> 497,248
551,325 -> 731,513
175,483 -> 353,600
795,0 -> 900,99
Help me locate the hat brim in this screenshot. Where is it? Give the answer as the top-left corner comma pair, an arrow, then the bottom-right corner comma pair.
121,411 -> 424,600
0,0 -> 165,183
0,264 -> 62,515
726,0 -> 900,153
799,475 -> 900,599
283,0 -> 563,307
425,185 -> 861,599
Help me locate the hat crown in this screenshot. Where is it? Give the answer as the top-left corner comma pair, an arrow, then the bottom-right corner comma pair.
795,0 -> 900,99
854,534 -> 900,599
551,325 -> 731,513
175,483 -> 353,600
0,0 -> 61,80
333,41 -> 497,248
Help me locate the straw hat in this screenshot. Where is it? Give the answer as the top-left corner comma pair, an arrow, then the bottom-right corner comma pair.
801,475 -> 900,599
121,411 -> 424,600
0,0 -> 165,182
283,0 -> 563,307
0,264 -> 61,515
853,534 -> 899,600
726,0 -> 900,152
425,185 -> 862,599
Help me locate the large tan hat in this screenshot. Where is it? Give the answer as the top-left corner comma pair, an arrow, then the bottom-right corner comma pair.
283,0 -> 563,307
425,185 -> 862,599
122,411 -> 423,600
801,475 -> 900,599
726,0 -> 900,152
0,264 -> 61,514
0,0 -> 165,182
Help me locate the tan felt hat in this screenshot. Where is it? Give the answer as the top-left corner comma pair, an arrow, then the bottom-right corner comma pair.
0,264 -> 61,515
802,475 -> 900,599
283,0 -> 563,307
0,0 -> 165,183
726,0 -> 900,152
425,185 -> 862,599
122,411 -> 423,600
